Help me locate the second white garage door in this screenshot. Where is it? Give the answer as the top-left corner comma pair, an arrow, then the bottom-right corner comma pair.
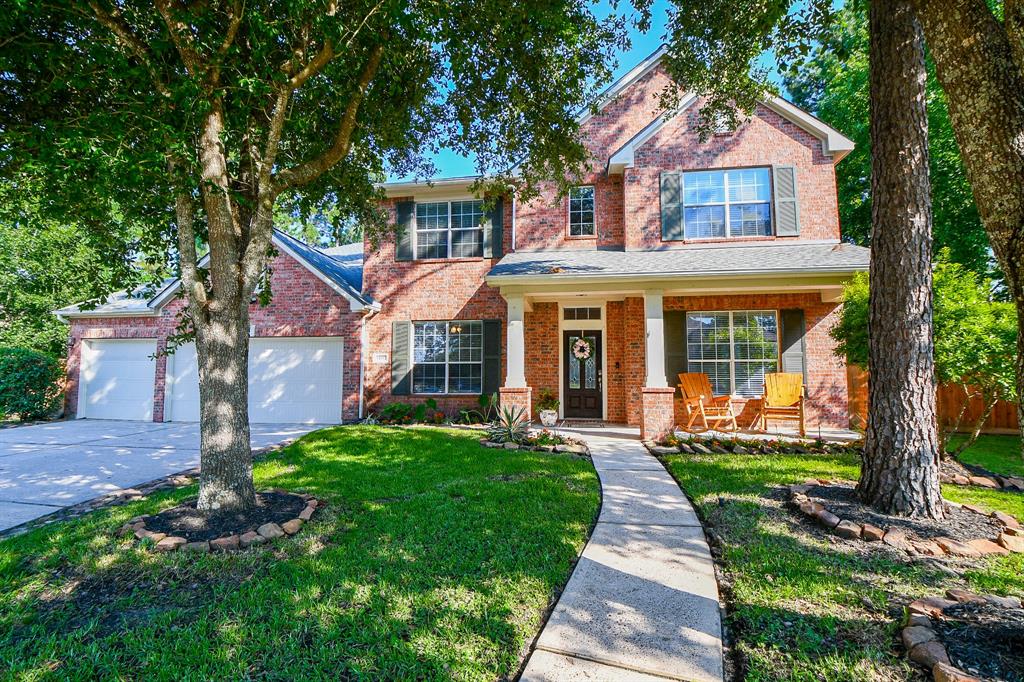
165,338 -> 344,424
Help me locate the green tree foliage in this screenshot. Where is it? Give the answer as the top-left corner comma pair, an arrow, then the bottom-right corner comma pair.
0,0 -> 634,511
0,183 -> 157,357
832,253 -> 1016,457
0,347 -> 64,420
783,0 -> 992,279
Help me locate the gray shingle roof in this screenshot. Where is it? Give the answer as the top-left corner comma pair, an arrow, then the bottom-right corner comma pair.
273,230 -> 369,304
57,231 -> 372,318
487,242 -> 869,281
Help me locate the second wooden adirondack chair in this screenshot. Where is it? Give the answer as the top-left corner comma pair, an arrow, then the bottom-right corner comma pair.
677,373 -> 738,432
755,372 -> 806,437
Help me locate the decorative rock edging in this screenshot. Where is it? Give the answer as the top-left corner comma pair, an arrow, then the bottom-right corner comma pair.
479,439 -> 590,457
940,470 -> 1024,493
0,439 -> 301,540
901,590 -> 1024,681
642,436 -> 862,458
787,481 -> 1024,558
119,489 -> 321,553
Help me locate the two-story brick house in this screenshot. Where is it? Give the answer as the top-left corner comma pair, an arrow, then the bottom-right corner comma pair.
59,46 -> 868,439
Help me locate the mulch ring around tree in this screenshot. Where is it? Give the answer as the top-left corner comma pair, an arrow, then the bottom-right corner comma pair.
901,590 -> 1024,682
118,489 -> 321,553
786,480 -> 1024,559
940,458 -> 1024,493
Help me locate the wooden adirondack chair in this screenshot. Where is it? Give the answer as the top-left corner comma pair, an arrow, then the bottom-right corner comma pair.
677,373 -> 738,432
756,372 -> 806,437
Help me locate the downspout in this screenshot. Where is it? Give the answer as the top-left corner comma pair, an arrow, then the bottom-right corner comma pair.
511,195 -> 517,252
358,307 -> 379,420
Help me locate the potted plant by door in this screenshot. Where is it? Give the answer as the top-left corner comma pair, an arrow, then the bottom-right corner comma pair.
537,389 -> 559,427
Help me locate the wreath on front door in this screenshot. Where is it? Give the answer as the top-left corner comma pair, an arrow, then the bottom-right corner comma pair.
572,338 -> 592,361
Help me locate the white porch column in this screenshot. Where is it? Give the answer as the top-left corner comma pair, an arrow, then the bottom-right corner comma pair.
504,293 -> 528,388
644,289 -> 668,388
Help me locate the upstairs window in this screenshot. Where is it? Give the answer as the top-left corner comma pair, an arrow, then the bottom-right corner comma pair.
412,321 -> 483,394
415,200 -> 484,259
681,168 -> 772,239
568,186 -> 595,237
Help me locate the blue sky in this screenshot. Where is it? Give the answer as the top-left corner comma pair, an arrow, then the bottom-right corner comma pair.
422,0 -> 783,179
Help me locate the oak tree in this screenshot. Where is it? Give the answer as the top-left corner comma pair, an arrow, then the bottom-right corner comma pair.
0,0 -> 627,511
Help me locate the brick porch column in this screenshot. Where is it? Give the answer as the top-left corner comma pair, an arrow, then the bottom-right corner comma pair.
641,387 -> 675,440
500,293 -> 531,419
499,387 -> 533,421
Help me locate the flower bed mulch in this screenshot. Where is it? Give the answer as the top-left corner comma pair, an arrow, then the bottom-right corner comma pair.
941,458 -> 1024,493
902,590 -> 1024,681
120,489 -> 320,553
787,480 -> 1024,559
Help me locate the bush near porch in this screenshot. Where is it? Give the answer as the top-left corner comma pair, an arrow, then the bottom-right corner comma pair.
661,443 -> 1024,681
0,426 -> 599,680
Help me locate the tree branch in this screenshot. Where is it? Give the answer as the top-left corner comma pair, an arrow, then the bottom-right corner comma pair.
218,0 -> 243,57
86,1 -> 171,97
173,186 -> 208,316
155,0 -> 205,77
273,44 -> 384,191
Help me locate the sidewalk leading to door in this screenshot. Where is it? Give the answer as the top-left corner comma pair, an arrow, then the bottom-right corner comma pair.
521,432 -> 724,682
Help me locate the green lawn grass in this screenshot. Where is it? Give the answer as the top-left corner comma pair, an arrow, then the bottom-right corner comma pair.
0,426 -> 599,680
951,433 -> 1024,478
661,450 -> 1024,682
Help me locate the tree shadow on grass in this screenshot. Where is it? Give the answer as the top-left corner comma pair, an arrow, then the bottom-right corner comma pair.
663,453 -> 1024,680
0,426 -> 601,680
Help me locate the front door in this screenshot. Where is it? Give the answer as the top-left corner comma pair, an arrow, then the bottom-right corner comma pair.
563,330 -> 603,418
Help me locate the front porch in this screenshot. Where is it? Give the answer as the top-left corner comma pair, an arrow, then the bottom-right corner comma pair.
490,272 -> 857,441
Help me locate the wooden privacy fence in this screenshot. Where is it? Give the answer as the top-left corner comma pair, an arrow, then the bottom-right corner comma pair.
847,366 -> 1019,434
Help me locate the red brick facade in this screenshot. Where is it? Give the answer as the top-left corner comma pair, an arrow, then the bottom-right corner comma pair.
65,251 -> 364,421
63,55 -> 856,436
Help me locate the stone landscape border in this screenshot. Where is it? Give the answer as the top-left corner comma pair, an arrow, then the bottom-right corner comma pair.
940,470 -> 1024,492
480,439 -> 590,456
642,437 -> 860,457
787,480 -> 1024,558
901,590 -> 1024,682
120,489 -> 321,553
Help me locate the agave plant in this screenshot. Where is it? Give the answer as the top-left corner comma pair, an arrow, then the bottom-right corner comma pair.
487,405 -> 529,444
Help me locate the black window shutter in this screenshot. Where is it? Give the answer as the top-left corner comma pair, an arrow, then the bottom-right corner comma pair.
780,309 -> 807,381
391,321 -> 412,395
773,166 -> 800,236
483,198 -> 504,258
661,172 -> 683,241
663,310 -> 688,396
395,201 -> 415,261
482,319 -> 502,396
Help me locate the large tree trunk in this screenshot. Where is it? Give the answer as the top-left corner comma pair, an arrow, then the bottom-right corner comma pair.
911,0 -> 1024,460
194,298 -> 256,512
859,0 -> 945,518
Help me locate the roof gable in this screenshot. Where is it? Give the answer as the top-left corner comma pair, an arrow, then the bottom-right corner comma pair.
56,230 -> 374,319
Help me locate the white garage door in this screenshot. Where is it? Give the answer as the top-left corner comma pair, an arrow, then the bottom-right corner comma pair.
165,338 -> 344,424
78,339 -> 157,420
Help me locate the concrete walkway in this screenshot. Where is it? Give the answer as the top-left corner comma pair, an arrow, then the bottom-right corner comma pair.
521,431 -> 724,682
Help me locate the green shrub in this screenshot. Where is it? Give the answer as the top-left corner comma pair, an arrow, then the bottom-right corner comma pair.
536,388 -> 559,412
0,347 -> 63,420
487,406 -> 529,444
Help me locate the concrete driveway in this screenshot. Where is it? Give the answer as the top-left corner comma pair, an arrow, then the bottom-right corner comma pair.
0,420 -> 320,532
